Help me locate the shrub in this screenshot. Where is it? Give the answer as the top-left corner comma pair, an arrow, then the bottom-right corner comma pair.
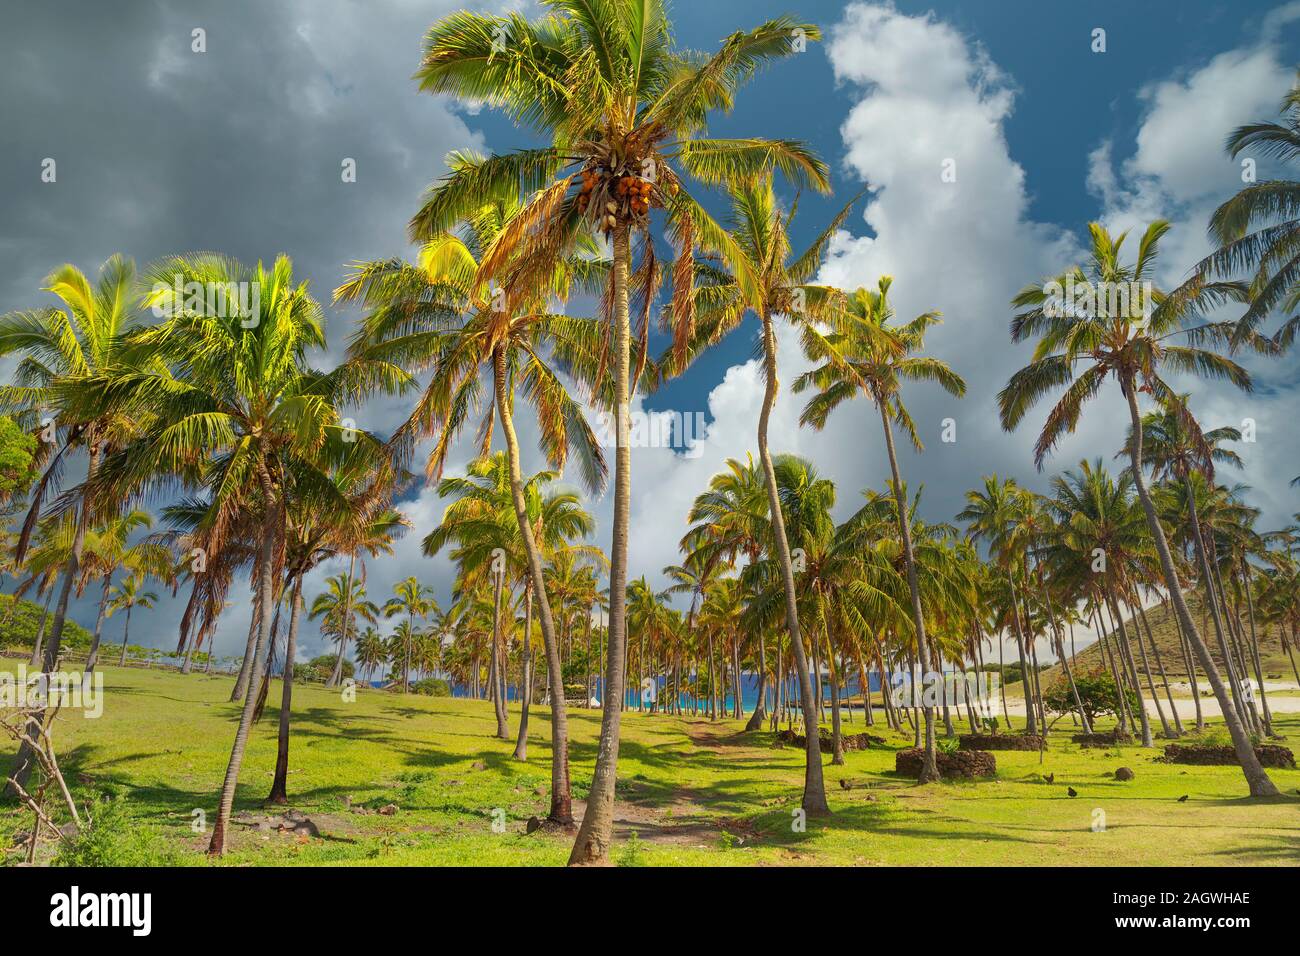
0,595 -> 93,651
295,655 -> 352,683
54,795 -> 187,867
412,678 -> 451,697
1044,669 -> 1138,725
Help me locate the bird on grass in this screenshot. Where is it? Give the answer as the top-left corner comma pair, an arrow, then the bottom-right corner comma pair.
1045,773 -> 1054,784
1177,795 -> 1189,803
1067,786 -> 1078,798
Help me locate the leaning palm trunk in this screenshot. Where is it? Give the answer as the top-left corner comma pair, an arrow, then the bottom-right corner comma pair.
267,577 -> 304,804
1004,573 -> 1036,735
1237,561 -> 1274,736
28,585 -> 55,668
231,605 -> 261,702
1135,597 -> 1182,735
1038,576 -> 1091,733
209,474 -> 281,854
326,554 -> 357,688
490,565 -> 509,739
118,604 -> 136,667
1128,598 -> 1171,738
495,350 -> 572,820
1123,381 -> 1276,796
513,584 -> 534,761
756,310 -> 828,813
569,225 -> 633,864
82,575 -> 114,676
8,445 -> 99,795
1107,589 -> 1153,746
878,405 -> 939,780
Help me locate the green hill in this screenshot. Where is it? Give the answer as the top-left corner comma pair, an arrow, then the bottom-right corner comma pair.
1048,590 -> 1298,686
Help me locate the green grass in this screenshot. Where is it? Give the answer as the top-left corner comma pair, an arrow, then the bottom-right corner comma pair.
3,661 -> 1297,866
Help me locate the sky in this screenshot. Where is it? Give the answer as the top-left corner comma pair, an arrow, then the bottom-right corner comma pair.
2,0 -> 1298,664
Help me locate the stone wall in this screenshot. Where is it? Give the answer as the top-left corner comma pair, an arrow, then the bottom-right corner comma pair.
895,747 -> 996,779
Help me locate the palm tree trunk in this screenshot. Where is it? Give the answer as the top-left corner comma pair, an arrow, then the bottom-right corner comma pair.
209,468 -> 281,854
756,310 -> 828,814
29,584 -> 55,668
569,223 -> 632,864
1003,571 -> 1036,735
1038,574 -> 1091,734
501,485 -> 568,807
267,576 -> 304,804
1126,595 -> 1171,737
8,442 -> 99,795
1122,381 -> 1276,795
744,629 -> 767,730
1135,596 -> 1182,735
327,554 -> 357,688
231,604 -> 260,702
513,583 -> 534,762
824,627 -> 844,765
1237,561 -> 1274,736
82,574 -> 114,676
118,603 -> 135,667
491,567 -> 509,738
1107,588 -> 1153,746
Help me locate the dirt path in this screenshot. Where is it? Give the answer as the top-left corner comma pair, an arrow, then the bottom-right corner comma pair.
570,721 -> 769,848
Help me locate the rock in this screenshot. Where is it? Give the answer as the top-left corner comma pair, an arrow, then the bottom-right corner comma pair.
291,819 -> 320,838
1114,767 -> 1135,781
959,733 -> 1042,752
470,761 -> 488,771
526,815 -> 542,834
377,804 -> 399,816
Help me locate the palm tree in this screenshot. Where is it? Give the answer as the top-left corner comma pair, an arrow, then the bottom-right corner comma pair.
267,472 -> 406,804
957,476 -> 1046,735
413,0 -> 828,864
1122,395 -> 1247,732
668,170 -> 872,811
311,574 -> 379,678
78,509 -> 173,674
1196,75 -> 1300,346
342,154 -> 605,816
663,551 -> 726,720
108,574 -> 158,667
354,627 -> 386,683
795,276 -> 965,780
684,454 -> 774,729
1000,220 -> 1278,795
77,253 -> 407,852
385,577 -> 438,694
425,453 -> 596,816
0,256 -> 150,792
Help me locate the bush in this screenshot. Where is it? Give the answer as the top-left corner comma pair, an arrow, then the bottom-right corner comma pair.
1044,669 -> 1138,725
0,595 -> 93,651
54,794 -> 187,867
294,655 -> 352,683
411,678 -> 451,697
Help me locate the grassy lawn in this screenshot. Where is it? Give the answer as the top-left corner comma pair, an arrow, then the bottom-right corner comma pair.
3,661 -> 1298,866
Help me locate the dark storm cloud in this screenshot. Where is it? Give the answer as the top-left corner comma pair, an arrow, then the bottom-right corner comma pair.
0,0 -> 515,656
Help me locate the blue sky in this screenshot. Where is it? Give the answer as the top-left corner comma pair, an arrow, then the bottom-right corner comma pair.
2,0 -> 1297,662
